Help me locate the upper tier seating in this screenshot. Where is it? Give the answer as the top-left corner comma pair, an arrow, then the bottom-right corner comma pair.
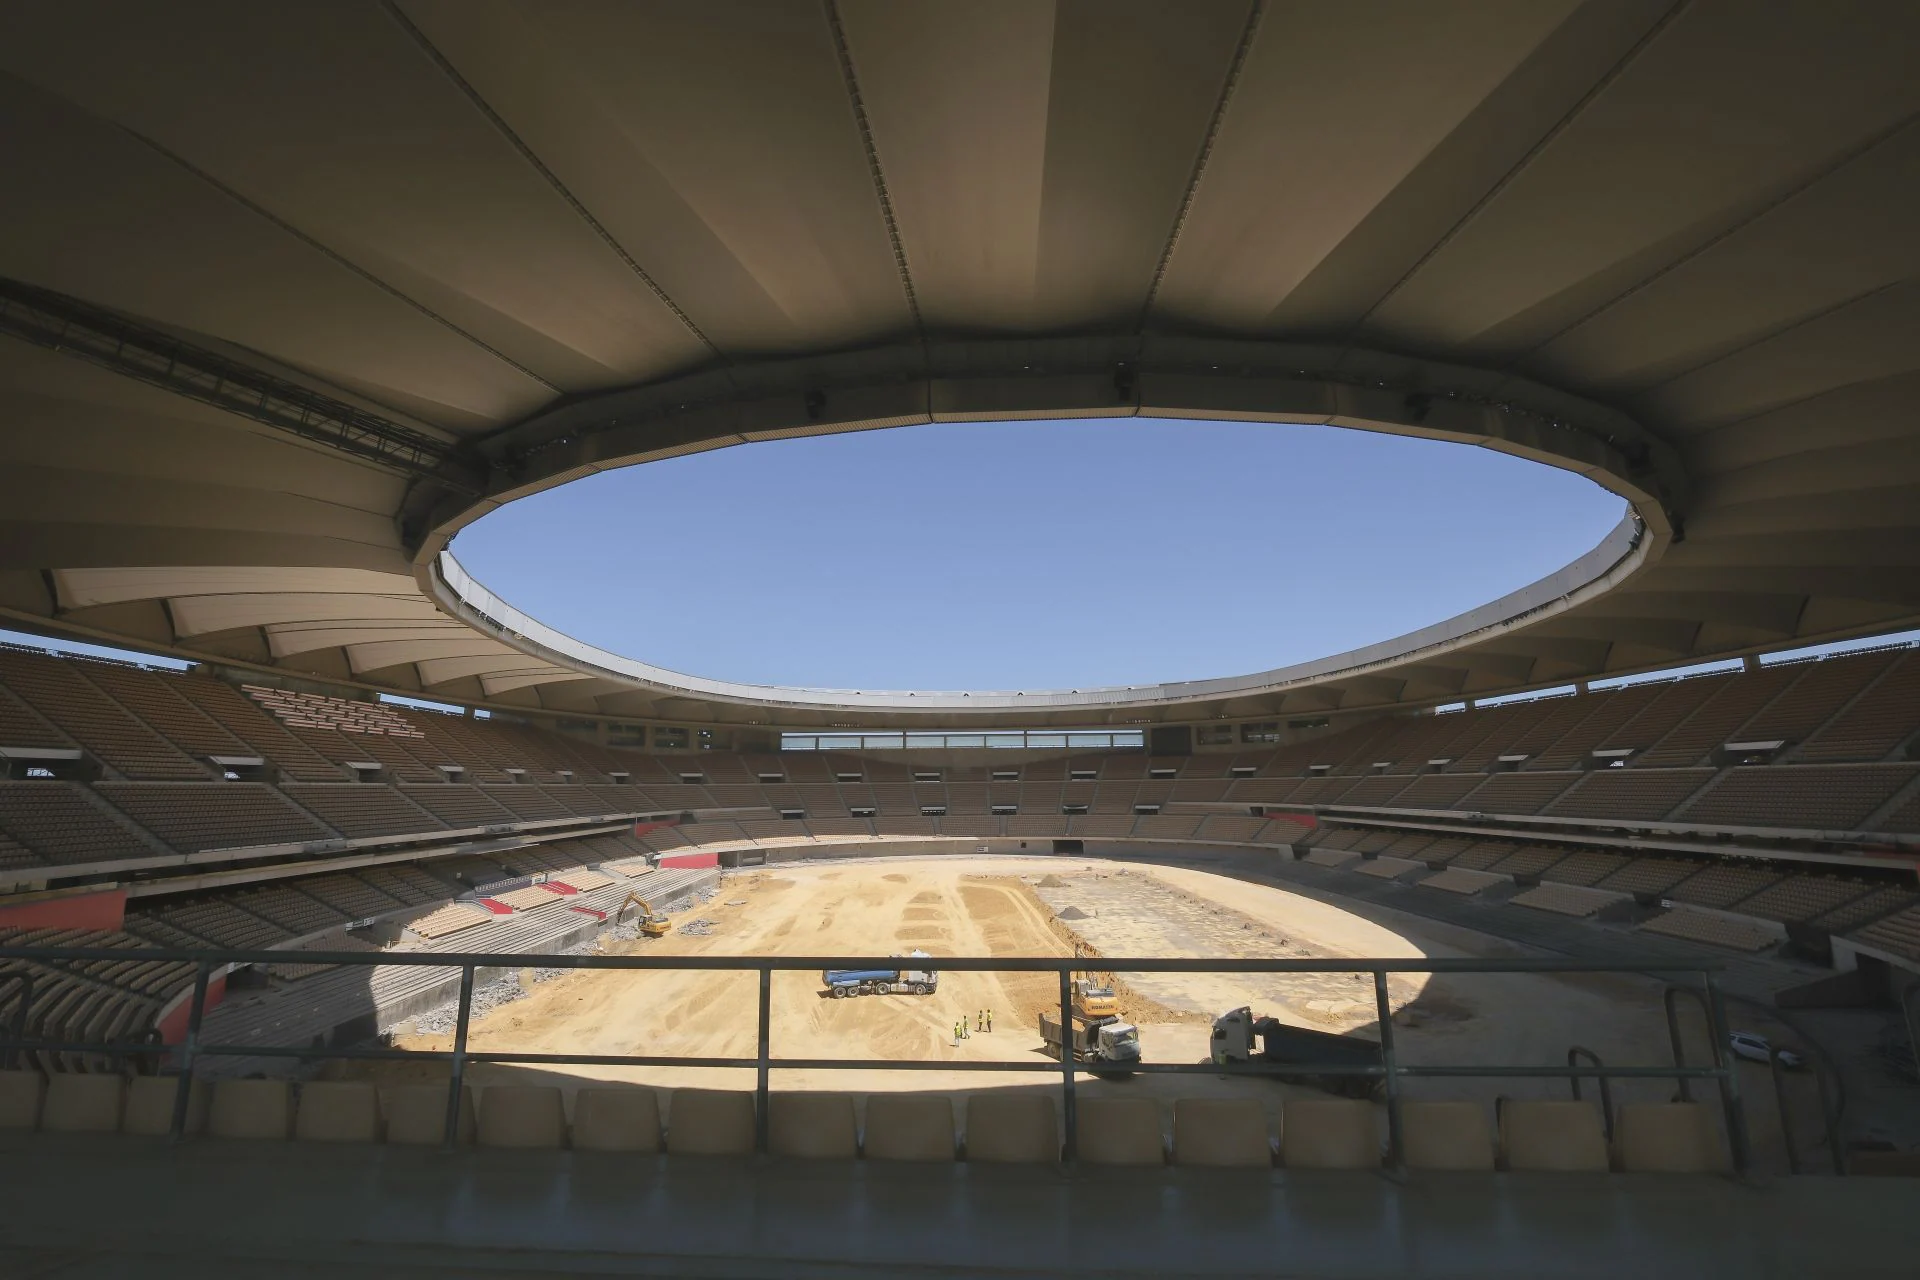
1675,764 -> 1918,831
74,660 -> 251,761
1634,665 -> 1803,767
1795,649 -> 1920,762
1544,768 -> 1715,822
0,781 -> 157,868
282,784 -> 445,839
0,682 -> 74,752
397,784 -> 515,827
94,782 -> 333,852
0,649 -> 203,779
1736,651 -> 1899,746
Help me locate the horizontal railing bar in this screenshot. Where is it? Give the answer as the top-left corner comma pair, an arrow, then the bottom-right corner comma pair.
0,947 -> 1718,976
0,1036 -> 1731,1082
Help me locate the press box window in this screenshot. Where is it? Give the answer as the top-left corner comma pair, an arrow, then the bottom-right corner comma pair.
655,727 -> 690,750
1240,721 -> 1280,744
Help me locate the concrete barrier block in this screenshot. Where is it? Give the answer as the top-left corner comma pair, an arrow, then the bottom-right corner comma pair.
209,1079 -> 293,1140
665,1089 -> 755,1157
124,1076 -> 208,1137
1614,1102 -> 1726,1173
477,1084 -> 568,1149
1172,1098 -> 1272,1168
383,1082 -> 475,1146
573,1087 -> 661,1152
295,1081 -> 382,1144
42,1074 -> 125,1134
768,1093 -> 857,1160
863,1094 -> 955,1162
1076,1097 -> 1165,1166
964,1094 -> 1057,1164
0,1069 -> 46,1130
1500,1100 -> 1608,1172
1281,1100 -> 1379,1170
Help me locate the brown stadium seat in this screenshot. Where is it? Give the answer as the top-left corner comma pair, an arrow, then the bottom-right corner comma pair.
42,1074 -> 125,1134
572,1087 -> 662,1152
1172,1098 -> 1273,1168
477,1084 -> 570,1149
665,1088 -> 756,1157
1613,1102 -> 1726,1173
1280,1099 -> 1378,1170
1499,1100 -> 1609,1172
964,1093 -> 1058,1164
382,1082 -> 475,1146
862,1094 -> 956,1162
0,1068 -> 46,1129
294,1081 -> 382,1143
123,1076 -> 208,1137
209,1079 -> 293,1140
1400,1100 -> 1494,1171
1075,1097 -> 1165,1166
767,1092 -> 858,1159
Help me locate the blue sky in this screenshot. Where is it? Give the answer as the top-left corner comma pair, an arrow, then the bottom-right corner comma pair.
452,418 -> 1629,691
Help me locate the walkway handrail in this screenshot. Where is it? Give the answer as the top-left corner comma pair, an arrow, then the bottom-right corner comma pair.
0,945 -> 1748,1172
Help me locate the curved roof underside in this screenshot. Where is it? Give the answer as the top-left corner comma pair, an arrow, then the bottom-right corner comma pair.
0,1 -> 1917,730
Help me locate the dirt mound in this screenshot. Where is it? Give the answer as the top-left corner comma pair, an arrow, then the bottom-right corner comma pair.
1036,874 -> 1067,888
1057,905 -> 1090,920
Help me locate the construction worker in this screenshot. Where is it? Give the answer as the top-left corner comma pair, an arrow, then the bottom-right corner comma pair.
952,1021 -> 961,1047
986,1008 -> 993,1033
976,1010 -> 984,1033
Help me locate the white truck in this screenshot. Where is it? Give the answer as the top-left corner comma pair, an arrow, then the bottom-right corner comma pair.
1040,1010 -> 1142,1077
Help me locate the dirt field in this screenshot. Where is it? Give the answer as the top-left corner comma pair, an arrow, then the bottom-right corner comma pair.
348,854 -> 1803,1154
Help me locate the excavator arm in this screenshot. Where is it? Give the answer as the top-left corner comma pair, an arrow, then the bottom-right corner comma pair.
617,893 -> 671,937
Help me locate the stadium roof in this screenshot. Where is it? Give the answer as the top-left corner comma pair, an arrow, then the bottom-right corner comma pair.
1,2 -> 1916,729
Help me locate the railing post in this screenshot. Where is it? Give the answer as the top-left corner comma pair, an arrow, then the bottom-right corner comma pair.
1566,1046 -> 1614,1140
1703,973 -> 1751,1176
1373,970 -> 1403,1171
1059,966 -> 1076,1163
1767,1049 -> 1804,1176
1663,985 -> 1698,1103
755,966 -> 772,1155
0,972 -> 31,1071
170,961 -> 211,1143
443,965 -> 475,1151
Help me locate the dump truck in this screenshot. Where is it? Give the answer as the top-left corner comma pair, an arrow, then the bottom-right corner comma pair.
823,951 -> 938,997
1040,1010 -> 1141,1077
1210,1006 -> 1382,1099
615,892 -> 671,938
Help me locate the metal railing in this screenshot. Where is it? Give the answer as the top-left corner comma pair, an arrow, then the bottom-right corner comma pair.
0,945 -> 1751,1171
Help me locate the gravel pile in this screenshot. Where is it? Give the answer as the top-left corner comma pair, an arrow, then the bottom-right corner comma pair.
680,917 -> 716,936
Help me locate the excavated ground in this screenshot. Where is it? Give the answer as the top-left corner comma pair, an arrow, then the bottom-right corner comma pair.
340,856 -> 1785,1145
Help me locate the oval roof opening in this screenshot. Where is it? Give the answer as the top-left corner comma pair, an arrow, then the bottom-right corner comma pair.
454,418 -> 1625,694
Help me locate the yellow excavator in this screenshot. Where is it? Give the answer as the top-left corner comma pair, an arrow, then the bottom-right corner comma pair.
616,892 -> 671,938
1071,946 -> 1121,1019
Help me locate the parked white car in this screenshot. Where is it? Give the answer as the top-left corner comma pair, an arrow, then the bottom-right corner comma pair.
1729,1031 -> 1803,1069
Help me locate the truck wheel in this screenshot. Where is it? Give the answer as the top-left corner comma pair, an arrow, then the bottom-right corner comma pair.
912,983 -> 929,995
831,986 -> 847,999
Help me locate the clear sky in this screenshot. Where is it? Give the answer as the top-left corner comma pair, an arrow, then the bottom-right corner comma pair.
451,418 -> 1629,691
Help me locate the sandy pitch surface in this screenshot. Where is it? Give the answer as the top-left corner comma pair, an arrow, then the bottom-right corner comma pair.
358,856 -> 1736,1124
